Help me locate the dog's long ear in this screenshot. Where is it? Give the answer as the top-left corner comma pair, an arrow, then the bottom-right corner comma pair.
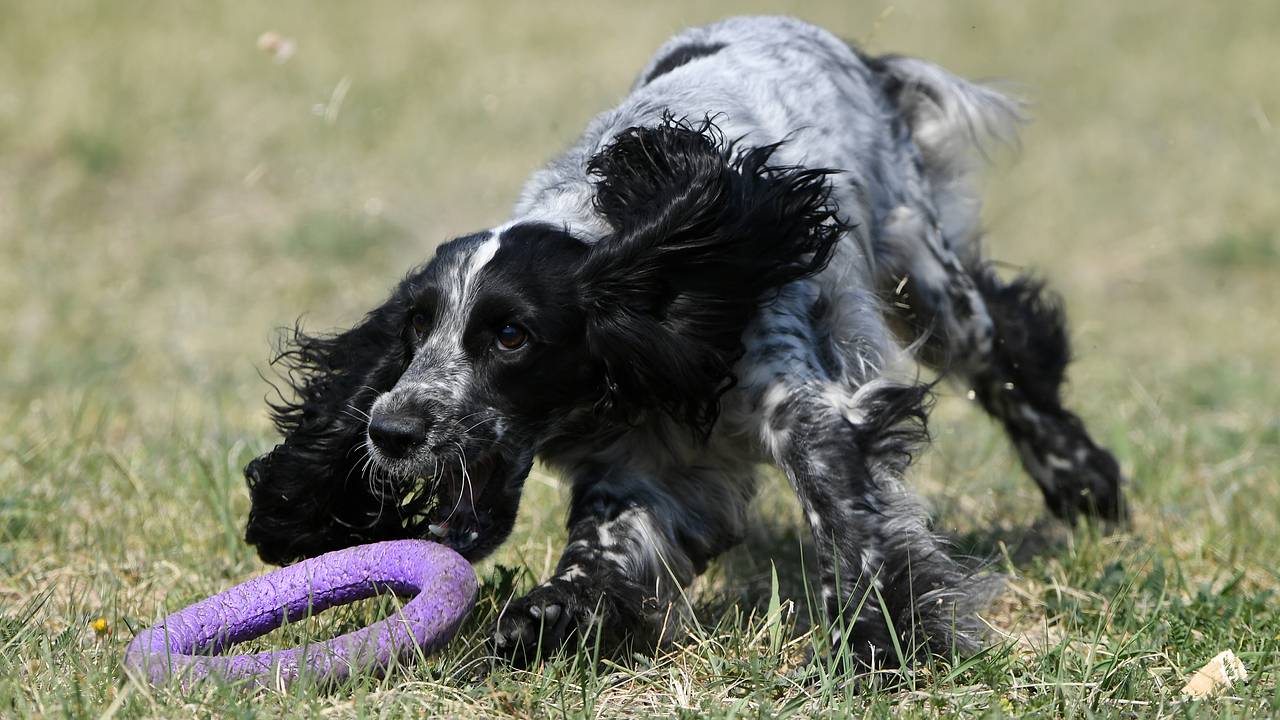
243,307 -> 409,565
578,117 -> 844,433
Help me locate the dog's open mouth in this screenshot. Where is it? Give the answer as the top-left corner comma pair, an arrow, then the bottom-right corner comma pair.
418,451 -> 505,556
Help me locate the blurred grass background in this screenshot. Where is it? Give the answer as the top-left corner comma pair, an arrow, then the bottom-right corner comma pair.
1,1 -> 1278,717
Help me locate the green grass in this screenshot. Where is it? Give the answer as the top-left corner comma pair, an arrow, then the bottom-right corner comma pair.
2,1 -> 1279,717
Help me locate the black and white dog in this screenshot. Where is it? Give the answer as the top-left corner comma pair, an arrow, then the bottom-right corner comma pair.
244,16 -> 1123,669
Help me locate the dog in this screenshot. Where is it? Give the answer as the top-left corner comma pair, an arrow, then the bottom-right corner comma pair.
242,15 -> 1123,670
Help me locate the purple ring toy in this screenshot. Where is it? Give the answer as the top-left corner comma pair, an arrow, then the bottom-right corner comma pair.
124,540 -> 476,688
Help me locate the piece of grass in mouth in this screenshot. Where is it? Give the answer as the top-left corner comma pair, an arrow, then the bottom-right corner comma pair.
405,476 -> 479,542
387,475 -> 442,536
394,475 -> 479,542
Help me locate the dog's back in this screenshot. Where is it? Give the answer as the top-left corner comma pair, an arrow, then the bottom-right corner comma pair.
517,16 -> 1019,277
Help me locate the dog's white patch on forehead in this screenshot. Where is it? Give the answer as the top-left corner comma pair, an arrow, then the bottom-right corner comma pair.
467,233 -> 501,279
372,235 -> 517,470
439,232 -> 500,321
399,231 -> 502,397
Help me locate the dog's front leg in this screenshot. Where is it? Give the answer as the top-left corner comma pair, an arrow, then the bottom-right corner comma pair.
490,470 -> 724,666
763,378 -> 992,671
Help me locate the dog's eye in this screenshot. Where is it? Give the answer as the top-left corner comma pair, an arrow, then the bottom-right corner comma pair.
495,324 -> 527,350
411,312 -> 430,337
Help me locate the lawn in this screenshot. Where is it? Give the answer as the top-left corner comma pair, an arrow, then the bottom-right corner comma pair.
2,1 -> 1278,717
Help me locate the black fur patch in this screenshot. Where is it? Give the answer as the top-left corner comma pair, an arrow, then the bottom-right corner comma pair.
579,115 -> 844,434
643,42 -> 726,84
972,268 -> 1070,409
245,311 -> 417,565
851,382 -> 934,478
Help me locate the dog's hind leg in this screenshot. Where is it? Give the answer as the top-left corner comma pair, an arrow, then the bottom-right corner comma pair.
739,283 -> 990,669
879,206 -> 1125,521
867,54 -> 1123,521
965,266 -> 1125,520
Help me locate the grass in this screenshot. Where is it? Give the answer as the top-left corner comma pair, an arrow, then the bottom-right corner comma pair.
2,1 -> 1278,717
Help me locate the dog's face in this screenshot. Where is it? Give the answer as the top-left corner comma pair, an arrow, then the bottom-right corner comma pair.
243,118 -> 842,567
363,224 -> 594,558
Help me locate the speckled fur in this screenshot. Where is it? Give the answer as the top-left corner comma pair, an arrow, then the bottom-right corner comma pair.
498,16 -> 1120,667
246,15 -> 1124,674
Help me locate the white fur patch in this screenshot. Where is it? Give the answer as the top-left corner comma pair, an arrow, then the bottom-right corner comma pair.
466,234 -> 501,283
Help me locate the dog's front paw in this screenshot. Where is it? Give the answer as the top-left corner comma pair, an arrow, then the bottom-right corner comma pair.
491,580 -> 586,667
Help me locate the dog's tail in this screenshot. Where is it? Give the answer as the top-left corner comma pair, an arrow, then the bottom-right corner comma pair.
867,54 -> 1026,265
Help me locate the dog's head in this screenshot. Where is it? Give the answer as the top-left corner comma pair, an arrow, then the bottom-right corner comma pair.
243,117 -> 843,565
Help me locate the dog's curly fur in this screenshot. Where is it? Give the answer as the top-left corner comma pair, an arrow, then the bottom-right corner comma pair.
243,16 -> 1124,672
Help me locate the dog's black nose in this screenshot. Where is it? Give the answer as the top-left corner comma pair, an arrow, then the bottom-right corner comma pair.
368,414 -> 427,458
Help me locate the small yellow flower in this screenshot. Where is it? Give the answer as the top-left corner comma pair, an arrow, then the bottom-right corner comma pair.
91,617 -> 109,635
